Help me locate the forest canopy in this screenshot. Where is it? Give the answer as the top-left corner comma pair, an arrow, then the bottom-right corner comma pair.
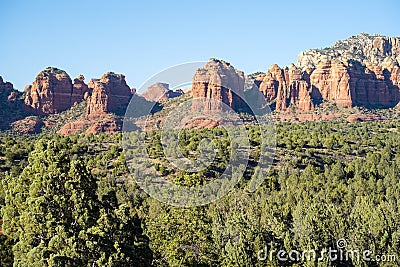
0,120 -> 399,266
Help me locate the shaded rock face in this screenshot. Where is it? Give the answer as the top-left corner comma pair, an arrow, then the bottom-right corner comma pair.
347,61 -> 398,108
0,77 -> 26,130
24,67 -> 74,114
72,75 -> 90,104
141,82 -> 183,102
191,58 -> 246,112
0,76 -> 14,95
86,72 -> 132,118
0,76 -> 20,104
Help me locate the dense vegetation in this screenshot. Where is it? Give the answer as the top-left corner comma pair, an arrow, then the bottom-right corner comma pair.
0,120 -> 399,266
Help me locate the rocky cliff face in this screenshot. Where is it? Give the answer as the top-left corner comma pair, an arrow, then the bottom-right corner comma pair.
24,67 -> 75,114
86,72 -> 132,118
2,70 -> 133,133
257,60 -> 399,111
191,58 -> 246,112
255,34 -> 400,111
24,68 -> 90,115
256,64 -> 314,111
141,82 -> 183,102
0,77 -> 27,130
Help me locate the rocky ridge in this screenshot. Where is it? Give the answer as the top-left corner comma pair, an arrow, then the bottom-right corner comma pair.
1,33 -> 400,134
297,33 -> 400,69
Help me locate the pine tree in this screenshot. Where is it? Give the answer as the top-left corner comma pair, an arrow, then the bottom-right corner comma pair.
2,140 -> 99,266
2,139 -> 152,266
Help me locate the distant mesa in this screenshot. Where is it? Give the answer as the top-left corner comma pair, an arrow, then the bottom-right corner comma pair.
141,82 -> 183,102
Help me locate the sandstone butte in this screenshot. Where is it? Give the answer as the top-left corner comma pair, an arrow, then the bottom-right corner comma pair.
191,58 -> 247,112
86,72 -> 132,118
24,67 -> 76,114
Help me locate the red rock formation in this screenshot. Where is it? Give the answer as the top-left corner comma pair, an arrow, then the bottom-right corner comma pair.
257,64 -> 280,103
258,60 -> 400,111
298,34 -> 400,70
141,82 -> 183,102
257,64 -> 314,112
24,85 -> 32,92
57,117 -> 122,135
184,118 -> 220,129
0,77 -> 27,130
347,114 -> 383,122
11,116 -> 44,134
289,34 -> 400,110
24,67 -> 74,114
57,120 -> 92,135
191,58 -> 246,112
86,72 -> 132,118
84,118 -> 122,134
0,76 -> 14,94
347,61 -> 397,108
309,60 -> 353,107
71,75 -> 90,104
0,76 -> 20,103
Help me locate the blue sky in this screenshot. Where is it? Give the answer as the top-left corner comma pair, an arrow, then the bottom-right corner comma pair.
0,0 -> 399,92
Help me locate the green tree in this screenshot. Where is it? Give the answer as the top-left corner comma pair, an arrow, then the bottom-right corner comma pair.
2,139 -> 152,266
